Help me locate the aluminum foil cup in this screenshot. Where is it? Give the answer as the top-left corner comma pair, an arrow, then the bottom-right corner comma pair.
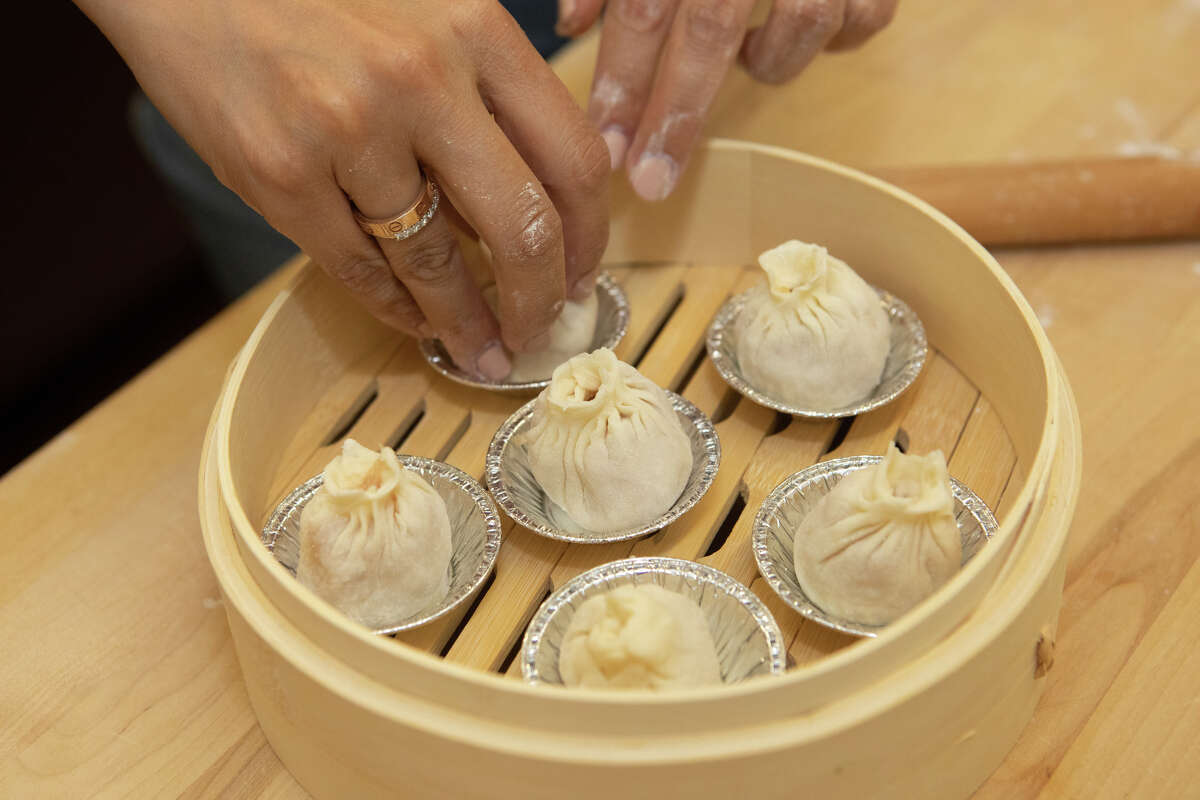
420,272 -> 630,393
486,392 -> 720,544
261,455 -> 503,635
522,557 -> 786,687
752,455 -> 998,638
706,287 -> 927,419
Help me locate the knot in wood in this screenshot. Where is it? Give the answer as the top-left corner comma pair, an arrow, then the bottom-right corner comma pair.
1034,625 -> 1056,678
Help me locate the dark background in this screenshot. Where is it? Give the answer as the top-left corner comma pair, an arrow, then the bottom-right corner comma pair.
0,1 -> 564,477
0,3 -> 224,475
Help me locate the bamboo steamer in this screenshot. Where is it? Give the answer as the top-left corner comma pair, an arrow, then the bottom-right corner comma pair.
199,140 -> 1081,799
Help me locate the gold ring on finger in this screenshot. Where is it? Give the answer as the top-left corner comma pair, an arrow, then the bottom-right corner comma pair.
352,173 -> 440,241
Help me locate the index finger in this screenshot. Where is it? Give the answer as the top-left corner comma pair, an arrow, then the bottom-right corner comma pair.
417,100 -> 567,354
474,11 -> 612,300
625,0 -> 755,201
586,0 -> 679,175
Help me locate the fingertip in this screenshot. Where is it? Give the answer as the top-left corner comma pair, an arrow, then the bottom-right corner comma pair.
570,270 -> 598,301
493,293 -> 564,355
476,341 -> 513,381
829,0 -> 897,49
518,329 -> 553,354
629,153 -> 678,202
555,0 -> 577,37
738,25 -> 795,85
601,127 -> 629,171
737,25 -> 766,75
557,0 -> 604,37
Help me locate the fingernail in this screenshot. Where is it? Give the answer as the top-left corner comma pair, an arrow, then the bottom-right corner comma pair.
556,0 -> 576,35
476,342 -> 512,380
570,271 -> 597,301
629,154 -> 678,202
601,127 -> 628,171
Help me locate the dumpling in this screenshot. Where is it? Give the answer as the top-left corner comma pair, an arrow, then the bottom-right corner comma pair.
296,439 -> 453,629
735,240 -> 890,409
792,444 -> 961,626
482,284 -> 599,382
559,584 -> 721,690
521,348 -> 693,532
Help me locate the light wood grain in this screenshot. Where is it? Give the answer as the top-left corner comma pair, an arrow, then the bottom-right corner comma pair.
875,156 -> 1200,245
2,0 -> 1199,797
1041,508 -> 1200,799
0,263 -> 307,798
973,241 -> 1200,800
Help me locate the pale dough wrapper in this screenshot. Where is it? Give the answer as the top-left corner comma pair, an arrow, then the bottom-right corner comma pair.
735,240 -> 890,409
559,584 -> 722,690
792,444 -> 962,626
296,439 -> 452,629
482,285 -> 599,383
521,347 -> 693,532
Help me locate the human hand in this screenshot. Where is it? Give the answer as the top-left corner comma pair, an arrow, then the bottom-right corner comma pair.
557,0 -> 898,201
79,0 -> 610,380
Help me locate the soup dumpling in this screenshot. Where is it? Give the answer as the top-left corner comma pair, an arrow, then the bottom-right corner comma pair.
559,584 -> 721,690
521,348 -> 692,532
296,439 -> 452,628
735,240 -> 890,409
792,444 -> 961,626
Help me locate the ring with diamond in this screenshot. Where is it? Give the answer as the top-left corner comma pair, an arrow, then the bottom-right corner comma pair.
353,174 -> 441,241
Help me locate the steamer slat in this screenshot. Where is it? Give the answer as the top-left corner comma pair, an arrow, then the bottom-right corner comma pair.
266,339 -> 402,506
609,264 -> 685,365
442,525 -> 560,670
952,396 -> 1018,511
899,354 -> 981,455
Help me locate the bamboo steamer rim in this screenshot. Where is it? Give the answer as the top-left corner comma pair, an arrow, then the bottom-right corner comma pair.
208,140 -> 1065,713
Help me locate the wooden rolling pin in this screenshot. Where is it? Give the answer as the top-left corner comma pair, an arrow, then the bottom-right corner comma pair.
871,156 -> 1200,246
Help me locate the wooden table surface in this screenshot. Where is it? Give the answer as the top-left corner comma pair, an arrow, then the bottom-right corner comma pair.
4,1 -> 1199,797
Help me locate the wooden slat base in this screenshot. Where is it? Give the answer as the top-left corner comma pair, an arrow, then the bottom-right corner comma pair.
263,263 -> 1017,675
